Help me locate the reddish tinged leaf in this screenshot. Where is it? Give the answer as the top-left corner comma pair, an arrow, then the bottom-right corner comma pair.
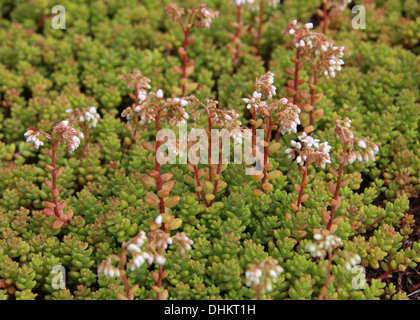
44,201 -> 56,208
142,142 -> 156,152
328,182 -> 336,195
57,201 -> 66,210
52,219 -> 64,229
285,67 -> 295,76
45,180 -> 53,188
160,173 -> 174,182
42,208 -> 55,216
56,167 -> 63,178
152,272 -> 159,284
172,65 -> 183,74
287,79 -> 295,88
45,164 -> 54,171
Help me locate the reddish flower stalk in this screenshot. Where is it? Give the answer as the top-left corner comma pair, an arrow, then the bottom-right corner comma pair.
326,143 -> 347,231
286,132 -> 332,215
25,121 -> 83,229
292,49 -> 302,105
254,0 -> 265,53
155,247 -> 164,300
179,12 -> 194,97
117,249 -> 131,300
154,112 -> 166,214
232,5 -> 243,69
165,3 -> 219,97
325,118 -> 379,231
260,112 -> 274,193
192,163 -> 209,206
308,67 -> 319,128
294,163 -> 309,216
318,248 -> 333,300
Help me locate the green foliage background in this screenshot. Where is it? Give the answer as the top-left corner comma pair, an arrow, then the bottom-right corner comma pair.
0,0 -> 419,300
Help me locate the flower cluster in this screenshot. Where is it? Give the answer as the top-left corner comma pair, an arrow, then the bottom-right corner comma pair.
121,87 -> 192,130
245,257 -> 284,295
66,106 -> 100,129
24,128 -> 44,149
193,4 -> 219,29
274,99 -> 301,135
285,21 -> 345,80
306,233 -> 343,258
342,251 -> 362,271
52,120 -> 84,153
165,3 -> 219,29
97,261 -> 121,278
286,20 -> 314,49
171,232 -> 194,255
285,132 -> 332,168
334,118 -> 380,165
254,71 -> 276,98
119,70 -> 151,95
330,0 -> 352,11
236,0 -> 281,11
314,41 -> 345,79
25,121 -> 84,154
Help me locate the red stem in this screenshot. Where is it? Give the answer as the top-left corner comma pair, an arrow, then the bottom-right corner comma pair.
211,148 -> 223,204
252,109 -> 257,157
233,5 -> 242,68
256,284 -> 262,300
261,114 -> 272,193
192,163 -> 209,206
295,162 -> 309,216
180,11 -> 194,97
133,84 -> 139,137
156,247 -> 164,300
322,0 -> 328,35
207,114 -> 213,183
255,0 -> 264,52
293,49 -> 301,105
119,249 -> 131,299
309,71 -> 319,127
50,136 -> 61,219
326,146 -> 347,231
154,112 -> 165,214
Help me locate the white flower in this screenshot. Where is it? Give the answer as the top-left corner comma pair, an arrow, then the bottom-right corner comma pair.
138,91 -> 147,102
156,89 -> 163,99
155,254 -> 166,265
252,91 -> 262,100
127,243 -> 141,253
357,140 -> 367,148
155,215 -> 163,224
304,22 -> 313,29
